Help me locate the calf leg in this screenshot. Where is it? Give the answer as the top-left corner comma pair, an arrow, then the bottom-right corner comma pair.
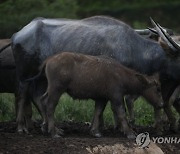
43,87 -> 62,138
90,101 -> 107,137
111,96 -> 136,139
29,79 -> 50,134
31,92 -> 47,133
126,98 -> 134,124
113,95 -> 137,132
125,95 -> 138,124
112,95 -> 133,131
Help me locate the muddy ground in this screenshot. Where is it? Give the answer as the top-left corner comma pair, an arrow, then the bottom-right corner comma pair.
0,121 -> 179,154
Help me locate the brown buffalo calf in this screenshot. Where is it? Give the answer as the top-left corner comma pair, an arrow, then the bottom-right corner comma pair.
40,52 -> 163,139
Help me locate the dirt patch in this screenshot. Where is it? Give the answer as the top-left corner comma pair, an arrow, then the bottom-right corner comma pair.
0,121 -> 179,154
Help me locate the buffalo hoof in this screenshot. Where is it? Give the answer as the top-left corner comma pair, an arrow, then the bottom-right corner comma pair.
90,130 -> 102,138
17,127 -> 29,134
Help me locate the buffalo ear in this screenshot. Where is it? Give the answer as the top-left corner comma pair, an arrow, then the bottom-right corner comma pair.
135,73 -> 149,86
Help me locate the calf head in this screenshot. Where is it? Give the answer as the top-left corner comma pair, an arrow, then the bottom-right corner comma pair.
136,74 -> 164,109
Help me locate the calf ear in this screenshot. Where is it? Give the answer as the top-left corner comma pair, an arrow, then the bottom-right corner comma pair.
135,73 -> 149,86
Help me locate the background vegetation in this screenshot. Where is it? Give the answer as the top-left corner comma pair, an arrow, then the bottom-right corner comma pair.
0,93 -> 155,126
0,0 -> 180,38
0,0 -> 180,125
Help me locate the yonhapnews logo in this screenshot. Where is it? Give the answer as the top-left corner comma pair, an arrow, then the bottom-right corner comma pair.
136,132 -> 150,148
136,132 -> 180,148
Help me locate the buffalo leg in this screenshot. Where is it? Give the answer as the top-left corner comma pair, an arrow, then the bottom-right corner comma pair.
24,98 -> 33,130
171,85 -> 180,117
15,93 -> 18,118
169,85 -> 180,106
16,82 -> 29,133
16,87 -> 34,132
173,98 -> 180,130
90,101 -> 107,137
153,108 -> 164,135
170,85 -> 180,130
161,79 -> 178,132
164,103 -> 178,132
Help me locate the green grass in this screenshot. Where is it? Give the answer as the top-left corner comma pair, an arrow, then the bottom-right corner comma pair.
54,94 -> 114,125
0,93 -> 15,121
0,93 -> 179,127
133,97 -> 154,126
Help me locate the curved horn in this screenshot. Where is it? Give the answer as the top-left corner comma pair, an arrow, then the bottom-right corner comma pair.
135,29 -> 159,41
147,27 -> 173,36
147,27 -> 158,35
135,29 -> 151,35
150,17 -> 180,51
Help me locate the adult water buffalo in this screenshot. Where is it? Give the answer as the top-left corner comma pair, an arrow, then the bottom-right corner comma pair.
11,16 -> 180,133
0,39 -> 47,131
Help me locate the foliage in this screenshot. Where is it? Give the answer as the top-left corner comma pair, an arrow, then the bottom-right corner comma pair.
133,97 -> 154,126
32,93 -> 114,125
77,0 -> 180,32
2,93 -> 179,128
0,0 -> 78,38
0,0 -> 179,38
0,94 -> 15,121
